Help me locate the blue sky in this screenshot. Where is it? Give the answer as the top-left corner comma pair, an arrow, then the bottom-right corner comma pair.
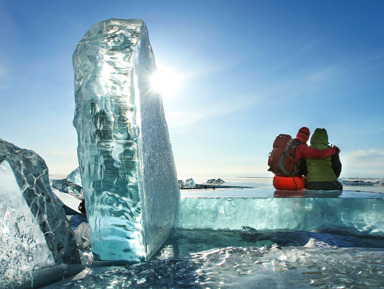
0,0 -> 383,178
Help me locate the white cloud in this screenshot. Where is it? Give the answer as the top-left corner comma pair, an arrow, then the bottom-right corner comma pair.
0,63 -> 10,89
305,66 -> 339,84
46,151 -> 77,156
340,149 -> 384,177
166,111 -> 205,127
42,151 -> 78,175
166,92 -> 260,128
0,64 -> 10,81
0,65 -> 7,78
295,38 -> 324,56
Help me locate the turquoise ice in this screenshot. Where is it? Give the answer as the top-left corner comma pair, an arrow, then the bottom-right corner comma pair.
0,139 -> 82,288
178,197 -> 384,236
0,160 -> 55,287
73,19 -> 180,262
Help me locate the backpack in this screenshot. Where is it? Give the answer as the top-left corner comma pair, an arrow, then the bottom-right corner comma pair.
268,134 -> 301,177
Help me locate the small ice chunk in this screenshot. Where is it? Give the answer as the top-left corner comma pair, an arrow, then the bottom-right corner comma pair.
206,178 -> 225,184
185,178 -> 196,188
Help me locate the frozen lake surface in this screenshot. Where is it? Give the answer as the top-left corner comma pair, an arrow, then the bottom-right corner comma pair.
180,177 -> 384,198
42,177 -> 384,288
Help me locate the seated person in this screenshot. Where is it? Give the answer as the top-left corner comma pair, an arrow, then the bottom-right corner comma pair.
273,127 -> 339,190
305,128 -> 343,190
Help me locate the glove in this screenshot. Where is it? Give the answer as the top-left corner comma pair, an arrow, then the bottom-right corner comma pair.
332,145 -> 340,154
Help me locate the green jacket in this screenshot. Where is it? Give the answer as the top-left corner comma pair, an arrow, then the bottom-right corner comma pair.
306,128 -> 337,183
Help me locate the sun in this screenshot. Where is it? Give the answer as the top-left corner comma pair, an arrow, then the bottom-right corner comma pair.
150,66 -> 183,98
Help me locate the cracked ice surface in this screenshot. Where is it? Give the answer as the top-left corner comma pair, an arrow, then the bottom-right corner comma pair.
73,19 -> 179,262
0,160 -> 55,287
0,139 -> 80,265
0,139 -> 81,288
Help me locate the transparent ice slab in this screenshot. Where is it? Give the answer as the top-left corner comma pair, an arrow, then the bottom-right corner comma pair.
0,139 -> 81,264
0,160 -> 55,288
0,138 -> 82,287
177,197 -> 384,236
73,19 -> 180,262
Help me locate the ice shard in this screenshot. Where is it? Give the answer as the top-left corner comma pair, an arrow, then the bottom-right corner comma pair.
0,139 -> 81,264
0,139 -> 82,288
0,159 -> 55,288
73,18 -> 180,262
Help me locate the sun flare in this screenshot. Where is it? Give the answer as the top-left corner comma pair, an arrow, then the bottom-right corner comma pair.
150,66 -> 183,98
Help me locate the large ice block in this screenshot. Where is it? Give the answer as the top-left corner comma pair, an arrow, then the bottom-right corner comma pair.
0,139 -> 81,264
73,19 -> 180,262
177,197 -> 384,237
0,139 -> 82,288
0,160 -> 54,288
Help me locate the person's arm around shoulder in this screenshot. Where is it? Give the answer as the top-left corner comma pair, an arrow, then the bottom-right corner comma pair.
298,144 -> 338,159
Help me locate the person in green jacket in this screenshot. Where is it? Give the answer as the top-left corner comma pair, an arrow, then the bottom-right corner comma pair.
305,128 -> 343,190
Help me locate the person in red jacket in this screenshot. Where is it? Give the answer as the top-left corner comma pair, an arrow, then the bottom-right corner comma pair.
273,127 -> 339,190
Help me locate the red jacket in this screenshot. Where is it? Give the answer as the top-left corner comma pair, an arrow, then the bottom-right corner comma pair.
293,139 -> 336,163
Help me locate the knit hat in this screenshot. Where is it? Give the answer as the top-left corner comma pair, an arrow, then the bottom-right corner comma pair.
296,127 -> 310,142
